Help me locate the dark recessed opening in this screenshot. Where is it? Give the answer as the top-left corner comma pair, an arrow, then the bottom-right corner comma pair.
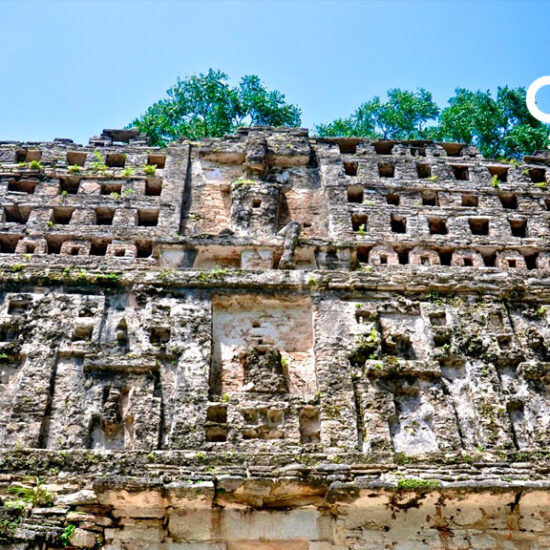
488,166 -> 508,183
95,208 -> 115,225
7,178 -> 38,194
462,195 -> 478,207
137,209 -> 159,227
379,255 -> 387,265
420,256 -> 430,266
68,247 -> 80,256
499,193 -> 517,209
508,259 -> 517,268
545,198 -> 550,211
101,182 -> 122,195
114,249 -> 125,257
356,245 -> 370,264
469,218 -> 489,235
439,250 -> 453,266
66,152 -> 87,166
391,215 -> 406,233
347,185 -> 364,203
463,257 -> 473,266
441,143 -> 464,157
452,165 -> 469,180
24,243 -> 36,254
352,214 -> 368,232
374,141 -> 393,155
529,168 -> 546,183
45,235 -> 64,255
344,162 -> 358,176
206,404 -> 227,423
397,248 -> 410,265
136,239 -> 153,258
147,154 -> 166,169
150,326 -> 171,344
411,147 -> 426,157
59,177 -> 80,194
337,140 -> 359,154
0,234 -> 20,253
252,198 -> 262,208
145,178 -> 162,196
4,205 -> 31,224
416,163 -> 431,178
482,252 -> 496,266
422,191 -> 438,206
428,218 -> 447,235
509,218 -> 527,237
386,192 -> 399,205
90,239 -> 110,256
15,149 -> 27,163
205,426 -> 228,442
525,253 -> 537,270
379,162 -> 395,178
52,207 -> 74,225
106,153 -> 126,168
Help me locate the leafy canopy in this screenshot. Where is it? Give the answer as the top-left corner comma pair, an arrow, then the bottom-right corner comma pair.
130,69 -> 301,146
317,86 -> 549,158
316,88 -> 439,140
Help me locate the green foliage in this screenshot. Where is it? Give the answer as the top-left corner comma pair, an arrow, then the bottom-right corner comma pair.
491,174 -> 501,188
95,273 -> 120,283
317,88 -> 439,139
60,524 -> 76,546
68,164 -> 81,173
397,478 -> 441,491
317,85 -> 549,158
130,69 -> 301,146
0,353 -> 8,361
17,161 -> 27,168
91,151 -> 108,172
11,264 -> 23,273
121,167 -> 135,177
143,164 -> 156,175
357,223 -> 366,237
28,160 -> 43,170
7,481 -> 54,507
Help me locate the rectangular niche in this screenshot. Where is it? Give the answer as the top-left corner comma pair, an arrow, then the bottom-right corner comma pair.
211,295 -> 315,397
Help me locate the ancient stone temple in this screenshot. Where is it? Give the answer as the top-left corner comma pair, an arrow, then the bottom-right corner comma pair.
0,126 -> 548,549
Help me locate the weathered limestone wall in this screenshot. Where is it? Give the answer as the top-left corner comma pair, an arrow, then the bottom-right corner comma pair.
0,127 -> 549,548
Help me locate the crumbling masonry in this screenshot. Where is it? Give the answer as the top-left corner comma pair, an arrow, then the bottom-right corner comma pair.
0,126 -> 549,548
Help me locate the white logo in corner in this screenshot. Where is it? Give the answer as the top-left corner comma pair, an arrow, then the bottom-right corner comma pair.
526,76 -> 550,123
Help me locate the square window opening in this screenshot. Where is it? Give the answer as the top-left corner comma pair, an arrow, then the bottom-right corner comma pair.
422,191 -> 438,206
416,163 -> 432,178
386,192 -> 400,205
391,215 -> 407,233
462,194 -> 478,207
347,185 -> 364,203
52,207 -> 74,225
137,209 -> 159,227
469,218 -> 489,235
509,218 -> 527,238
147,154 -> 166,169
379,162 -> 395,178
499,193 -> 517,209
344,161 -> 358,176
352,214 -> 368,232
529,168 -> 546,183
428,218 -> 447,235
95,208 -> 115,225
452,165 -> 469,180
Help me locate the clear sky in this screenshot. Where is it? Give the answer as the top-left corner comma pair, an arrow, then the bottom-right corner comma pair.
1,0 -> 549,144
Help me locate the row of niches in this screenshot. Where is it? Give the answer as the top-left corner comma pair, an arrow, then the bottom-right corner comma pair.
332,139 -> 477,158
350,212 -> 543,239
204,402 -> 320,444
1,148 -> 166,170
354,244 -> 550,270
0,234 -> 152,257
1,175 -> 162,196
0,205 -> 161,227
347,185 -> 550,211
341,158 -> 547,185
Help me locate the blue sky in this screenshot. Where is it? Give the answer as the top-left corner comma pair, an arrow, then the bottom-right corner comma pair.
1,0 -> 549,144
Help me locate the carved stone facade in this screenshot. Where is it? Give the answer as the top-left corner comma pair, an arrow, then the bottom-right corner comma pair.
0,127 -> 548,548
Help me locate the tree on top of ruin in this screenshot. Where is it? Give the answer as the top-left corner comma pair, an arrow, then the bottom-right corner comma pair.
129,69 -> 301,146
